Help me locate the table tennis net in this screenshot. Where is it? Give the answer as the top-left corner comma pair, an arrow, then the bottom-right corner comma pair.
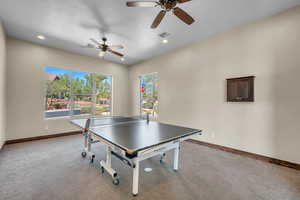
84,116 -> 149,128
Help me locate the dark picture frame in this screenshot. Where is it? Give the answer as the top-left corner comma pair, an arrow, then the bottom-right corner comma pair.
226,76 -> 255,102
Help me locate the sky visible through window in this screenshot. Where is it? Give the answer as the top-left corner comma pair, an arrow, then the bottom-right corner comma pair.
46,67 -> 87,80
45,66 -> 112,83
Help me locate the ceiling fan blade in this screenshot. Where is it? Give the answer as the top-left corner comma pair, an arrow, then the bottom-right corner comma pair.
90,38 -> 101,45
151,10 -> 166,29
126,1 -> 158,7
108,49 -> 124,57
173,7 -> 195,25
177,0 -> 192,3
109,45 -> 124,50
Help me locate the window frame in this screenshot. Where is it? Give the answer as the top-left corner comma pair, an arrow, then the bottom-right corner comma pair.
44,66 -> 113,119
139,72 -> 159,119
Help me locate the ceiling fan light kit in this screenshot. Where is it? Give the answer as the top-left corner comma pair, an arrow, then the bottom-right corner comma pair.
99,51 -> 105,57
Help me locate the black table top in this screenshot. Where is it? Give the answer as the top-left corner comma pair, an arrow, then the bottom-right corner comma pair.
71,116 -> 141,128
71,117 -> 202,153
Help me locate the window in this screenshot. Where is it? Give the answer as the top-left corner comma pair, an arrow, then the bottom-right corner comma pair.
140,73 -> 158,119
45,67 -> 112,118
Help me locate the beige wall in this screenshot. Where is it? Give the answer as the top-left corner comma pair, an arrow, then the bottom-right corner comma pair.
129,6 -> 300,164
6,38 -> 129,140
0,21 -> 6,148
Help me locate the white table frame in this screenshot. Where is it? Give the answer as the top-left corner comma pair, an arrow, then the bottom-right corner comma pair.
81,128 -> 198,196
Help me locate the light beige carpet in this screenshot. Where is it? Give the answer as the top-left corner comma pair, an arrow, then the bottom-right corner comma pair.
0,135 -> 299,200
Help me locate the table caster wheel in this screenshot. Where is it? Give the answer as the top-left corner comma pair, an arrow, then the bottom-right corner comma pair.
100,166 -> 104,174
160,153 -> 166,163
81,152 -> 87,158
112,178 -> 120,185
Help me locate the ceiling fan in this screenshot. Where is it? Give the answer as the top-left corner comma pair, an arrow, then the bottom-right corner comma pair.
126,0 -> 195,29
85,37 -> 124,58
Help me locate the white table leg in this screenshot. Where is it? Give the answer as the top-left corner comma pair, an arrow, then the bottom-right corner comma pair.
100,146 -> 118,181
173,143 -> 180,171
106,146 -> 112,167
81,131 -> 95,162
85,131 -> 95,162
87,132 -> 92,152
84,131 -> 88,149
132,159 -> 140,196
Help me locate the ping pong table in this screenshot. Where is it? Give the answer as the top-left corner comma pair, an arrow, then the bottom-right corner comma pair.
70,116 -> 201,196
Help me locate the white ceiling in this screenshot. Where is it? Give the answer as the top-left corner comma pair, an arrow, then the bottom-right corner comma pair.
0,0 -> 299,65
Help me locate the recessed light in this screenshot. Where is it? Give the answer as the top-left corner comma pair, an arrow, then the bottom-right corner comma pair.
162,39 -> 168,44
144,168 -> 152,172
37,35 -> 46,40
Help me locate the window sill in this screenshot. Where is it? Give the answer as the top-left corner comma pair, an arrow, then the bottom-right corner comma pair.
44,116 -> 71,120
